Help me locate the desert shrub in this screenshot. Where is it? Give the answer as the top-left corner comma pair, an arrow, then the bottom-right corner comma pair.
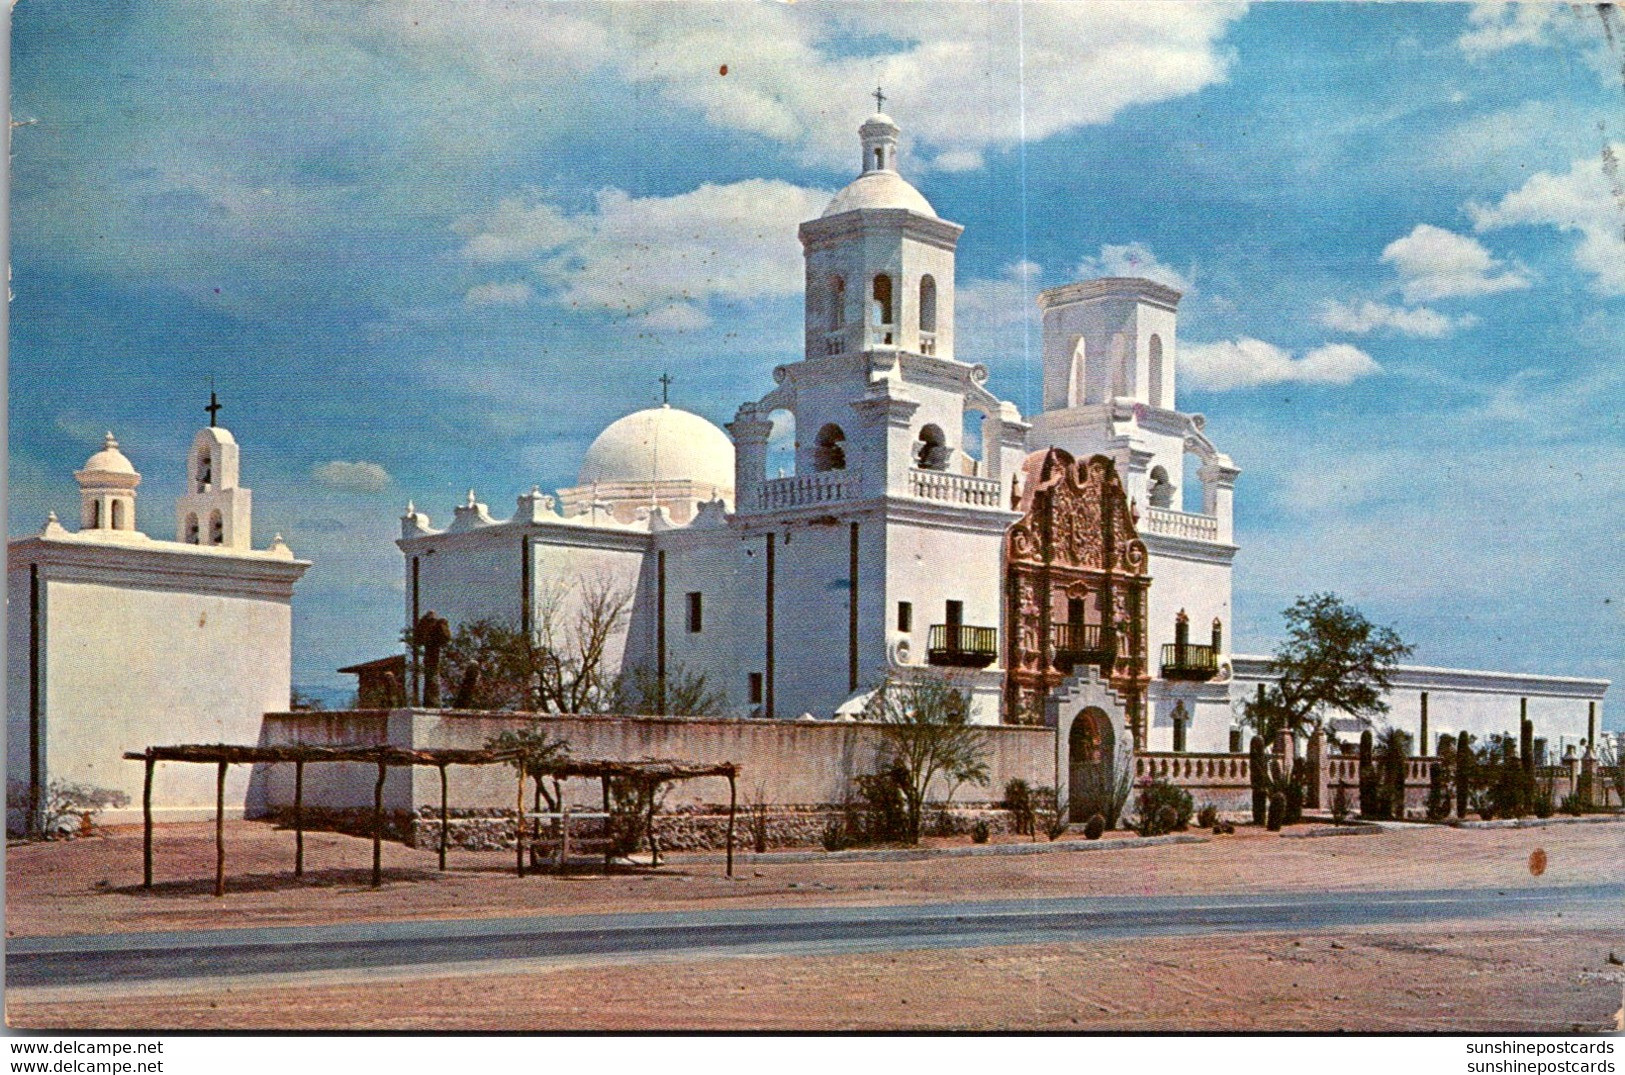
605,777 -> 665,857
1083,813 -> 1105,840
1134,779 -> 1192,837
1196,804 -> 1219,829
7,780 -> 131,839
821,816 -> 851,852
1004,778 -> 1037,838
1248,736 -> 1268,825
1426,759 -> 1451,821
1560,792 -> 1586,817
971,818 -> 991,844
1330,783 -> 1350,824
854,763 -> 911,845
1531,790 -> 1554,819
1032,784 -> 1070,841
1266,791 -> 1286,832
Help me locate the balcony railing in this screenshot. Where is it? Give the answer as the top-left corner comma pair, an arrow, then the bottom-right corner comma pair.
927,624 -> 999,668
756,470 -> 856,511
1143,506 -> 1219,542
918,332 -> 937,356
1050,622 -> 1110,671
908,469 -> 1003,508
1161,642 -> 1218,681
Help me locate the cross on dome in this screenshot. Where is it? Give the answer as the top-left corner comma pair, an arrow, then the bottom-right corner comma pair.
872,86 -> 886,112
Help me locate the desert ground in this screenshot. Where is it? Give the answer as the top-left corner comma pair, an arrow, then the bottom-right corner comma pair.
7,818 -> 1624,1030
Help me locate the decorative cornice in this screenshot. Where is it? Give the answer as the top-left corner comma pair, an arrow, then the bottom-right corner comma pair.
10,537 -> 309,601
1037,277 -> 1183,313
799,208 -> 964,252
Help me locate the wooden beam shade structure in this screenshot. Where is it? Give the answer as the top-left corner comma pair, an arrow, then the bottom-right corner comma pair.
125,745 -> 739,892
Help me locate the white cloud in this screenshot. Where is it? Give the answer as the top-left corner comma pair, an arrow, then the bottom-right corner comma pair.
1317,300 -> 1479,338
1467,145 -> 1625,296
312,460 -> 391,493
602,4 -> 1246,169
1075,242 -> 1192,292
1181,338 -> 1381,391
459,179 -> 830,319
1380,224 -> 1530,303
463,281 -> 534,307
1457,2 -> 1563,57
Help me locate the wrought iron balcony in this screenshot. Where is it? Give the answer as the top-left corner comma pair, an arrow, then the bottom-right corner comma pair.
1161,642 -> 1218,681
927,624 -> 999,669
1050,622 -> 1111,672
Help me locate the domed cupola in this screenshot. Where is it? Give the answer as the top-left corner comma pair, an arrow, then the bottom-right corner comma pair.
558,402 -> 736,525
74,432 -> 142,534
822,111 -> 937,219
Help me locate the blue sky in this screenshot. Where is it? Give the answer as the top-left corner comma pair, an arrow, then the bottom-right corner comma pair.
9,2 -> 1622,714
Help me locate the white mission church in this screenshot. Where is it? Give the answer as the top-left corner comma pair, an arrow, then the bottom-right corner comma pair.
396,109 -> 1607,760
8,108 -> 1607,828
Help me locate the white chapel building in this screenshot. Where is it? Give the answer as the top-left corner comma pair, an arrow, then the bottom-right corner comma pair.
397,109 -> 1606,761
6,417 -> 309,830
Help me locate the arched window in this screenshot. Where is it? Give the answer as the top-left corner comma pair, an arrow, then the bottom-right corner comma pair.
1068,337 -> 1087,406
830,276 -> 846,330
197,450 -> 212,493
873,274 -> 894,325
813,423 -> 847,471
89,500 -> 102,529
110,500 -> 124,530
919,276 -> 937,334
1148,334 -> 1164,408
209,510 -> 224,545
185,514 -> 200,544
915,424 -> 950,471
1148,465 -> 1173,508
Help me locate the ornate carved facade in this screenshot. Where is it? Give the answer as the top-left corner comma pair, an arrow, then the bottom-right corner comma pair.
1004,449 -> 1151,742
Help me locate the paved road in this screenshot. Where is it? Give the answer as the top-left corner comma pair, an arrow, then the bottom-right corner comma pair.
10,883 -> 1620,991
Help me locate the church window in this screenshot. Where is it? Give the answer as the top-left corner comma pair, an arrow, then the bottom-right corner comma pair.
919,276 -> 937,334
874,147 -> 884,170
1148,334 -> 1165,408
1173,709 -> 1188,753
185,514 -> 200,544
914,424 -> 950,471
1068,337 -> 1087,406
813,424 -> 847,471
209,510 -> 224,545
686,592 -> 703,634
111,500 -> 125,530
748,673 -> 763,705
897,601 -> 912,633
1148,466 -> 1173,508
90,500 -> 102,528
830,276 -> 846,330
872,274 -> 894,326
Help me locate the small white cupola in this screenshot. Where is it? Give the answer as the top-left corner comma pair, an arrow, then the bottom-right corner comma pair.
175,394 -> 254,549
860,110 -> 900,175
75,432 -> 141,534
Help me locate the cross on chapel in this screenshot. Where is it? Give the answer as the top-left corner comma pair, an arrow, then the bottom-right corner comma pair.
659,371 -> 674,405
872,86 -> 886,112
205,390 -> 222,427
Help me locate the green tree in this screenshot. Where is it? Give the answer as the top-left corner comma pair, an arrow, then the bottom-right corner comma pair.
863,675 -> 990,844
484,726 -> 571,812
1241,593 -> 1413,740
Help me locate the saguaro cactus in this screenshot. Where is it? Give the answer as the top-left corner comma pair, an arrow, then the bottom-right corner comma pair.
1358,728 -> 1376,818
1519,715 -> 1536,816
1455,729 -> 1472,817
1249,735 -> 1267,825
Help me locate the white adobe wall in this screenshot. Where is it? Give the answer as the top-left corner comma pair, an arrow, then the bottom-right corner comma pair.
1231,657 -> 1605,757
6,565 -> 36,806
652,527 -> 765,717
41,577 -> 292,823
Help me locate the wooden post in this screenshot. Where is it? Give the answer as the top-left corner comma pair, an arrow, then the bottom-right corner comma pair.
602,776 -> 612,872
646,780 -> 660,869
437,763 -> 449,872
214,761 -> 227,898
558,802 -> 570,871
515,766 -> 526,878
372,760 -> 386,888
725,772 -> 737,879
141,755 -> 155,890
293,759 -> 305,879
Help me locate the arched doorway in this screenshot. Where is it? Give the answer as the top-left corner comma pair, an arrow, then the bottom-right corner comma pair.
1068,706 -> 1116,822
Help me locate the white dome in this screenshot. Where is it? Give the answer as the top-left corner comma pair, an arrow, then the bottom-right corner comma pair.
77,432 -> 138,478
577,405 -> 735,490
823,170 -> 936,218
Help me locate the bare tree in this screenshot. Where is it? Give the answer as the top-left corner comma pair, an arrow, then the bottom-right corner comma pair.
534,573 -> 634,714
864,675 -> 990,844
